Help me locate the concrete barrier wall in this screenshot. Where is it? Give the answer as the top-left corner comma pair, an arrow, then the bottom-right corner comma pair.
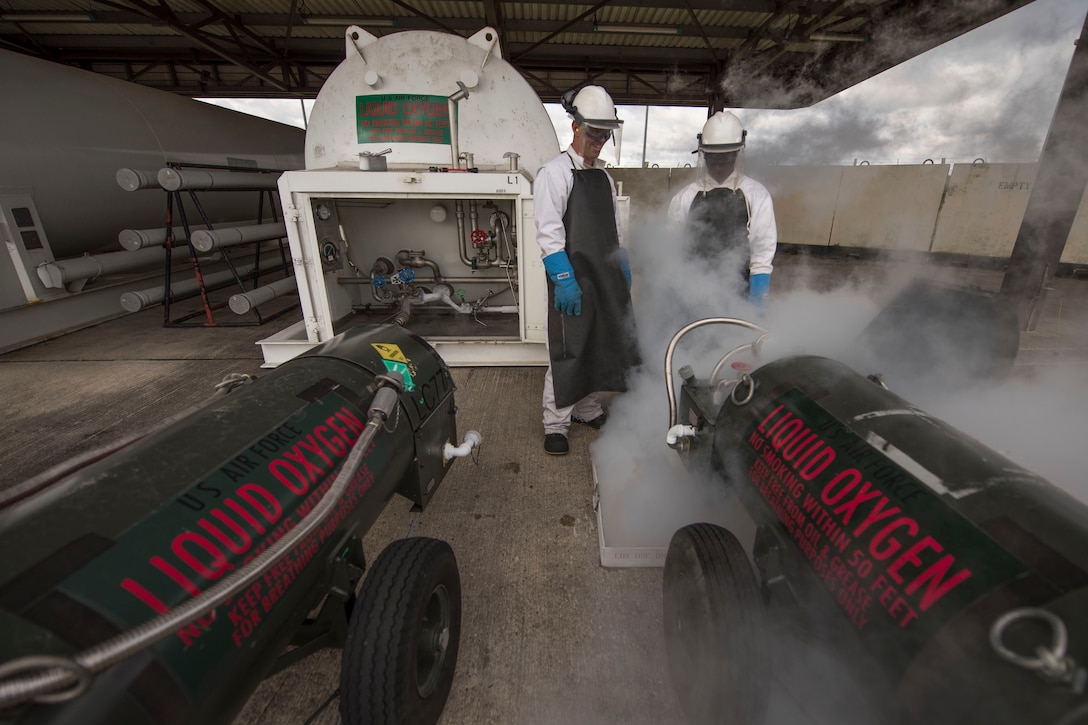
611,162 -> 1088,265
829,164 -> 950,252
931,163 -> 1035,257
758,166 -> 842,248
610,167 -> 698,221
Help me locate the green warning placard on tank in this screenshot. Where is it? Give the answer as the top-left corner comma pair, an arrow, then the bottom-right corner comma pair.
356,94 -> 451,144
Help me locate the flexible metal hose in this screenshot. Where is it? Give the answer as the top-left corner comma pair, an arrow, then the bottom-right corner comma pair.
664,317 -> 768,428
0,375 -> 405,709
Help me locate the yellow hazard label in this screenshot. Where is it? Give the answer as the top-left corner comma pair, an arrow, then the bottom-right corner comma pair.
371,343 -> 408,364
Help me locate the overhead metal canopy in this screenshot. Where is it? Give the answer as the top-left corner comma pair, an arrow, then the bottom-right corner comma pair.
0,0 -> 1034,109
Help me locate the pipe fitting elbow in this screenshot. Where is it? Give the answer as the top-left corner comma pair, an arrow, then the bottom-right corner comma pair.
443,430 -> 482,461
396,249 -> 443,284
666,425 -> 698,448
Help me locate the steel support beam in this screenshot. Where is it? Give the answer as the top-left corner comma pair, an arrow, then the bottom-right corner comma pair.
1000,9 -> 1088,330
95,0 -> 289,91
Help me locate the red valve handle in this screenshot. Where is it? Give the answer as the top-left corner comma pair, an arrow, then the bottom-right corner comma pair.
470,229 -> 488,246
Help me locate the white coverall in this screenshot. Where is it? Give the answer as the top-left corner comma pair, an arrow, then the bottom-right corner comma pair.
667,168 -> 777,278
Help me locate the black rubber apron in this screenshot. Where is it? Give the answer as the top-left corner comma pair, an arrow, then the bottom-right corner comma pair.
688,187 -> 751,282
547,158 -> 641,409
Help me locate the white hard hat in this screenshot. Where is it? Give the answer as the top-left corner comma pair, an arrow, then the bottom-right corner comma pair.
697,111 -> 746,153
562,85 -> 623,130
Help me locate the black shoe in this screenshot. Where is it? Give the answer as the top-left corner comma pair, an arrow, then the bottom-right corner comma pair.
573,414 -> 607,430
544,433 -> 569,455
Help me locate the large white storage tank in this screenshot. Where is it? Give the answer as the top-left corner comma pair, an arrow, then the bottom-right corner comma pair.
266,26 -> 568,367
0,49 -> 305,352
0,49 -> 303,259
304,27 -> 557,173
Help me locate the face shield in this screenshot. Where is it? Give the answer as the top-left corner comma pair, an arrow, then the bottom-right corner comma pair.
693,116 -> 746,180
580,122 -> 623,167
700,150 -> 740,183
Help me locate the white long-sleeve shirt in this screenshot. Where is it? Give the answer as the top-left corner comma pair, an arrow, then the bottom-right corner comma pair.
667,168 -> 777,276
534,147 -> 624,258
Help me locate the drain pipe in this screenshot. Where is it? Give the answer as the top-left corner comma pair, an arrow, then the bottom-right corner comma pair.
443,430 -> 482,462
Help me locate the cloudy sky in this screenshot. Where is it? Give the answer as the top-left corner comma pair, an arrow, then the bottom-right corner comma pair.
200,0 -> 1088,168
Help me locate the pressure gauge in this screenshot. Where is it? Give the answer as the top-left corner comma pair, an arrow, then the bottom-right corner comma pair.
315,203 -> 333,221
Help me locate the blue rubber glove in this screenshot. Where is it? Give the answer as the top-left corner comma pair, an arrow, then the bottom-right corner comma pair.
617,248 -> 632,289
543,250 -> 582,316
749,273 -> 770,308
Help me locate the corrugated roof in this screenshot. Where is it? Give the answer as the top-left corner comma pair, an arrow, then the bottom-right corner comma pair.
0,0 -> 1035,109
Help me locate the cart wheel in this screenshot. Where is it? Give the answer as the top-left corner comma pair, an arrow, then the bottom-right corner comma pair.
339,537 -> 461,725
663,524 -> 769,725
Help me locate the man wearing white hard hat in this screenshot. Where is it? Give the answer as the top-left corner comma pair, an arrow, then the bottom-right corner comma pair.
533,85 -> 641,456
668,110 -> 777,307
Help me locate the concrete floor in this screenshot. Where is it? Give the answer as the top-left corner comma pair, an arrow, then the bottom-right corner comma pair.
2,252 -> 1088,725
233,363 -> 686,725
0,292 -> 686,725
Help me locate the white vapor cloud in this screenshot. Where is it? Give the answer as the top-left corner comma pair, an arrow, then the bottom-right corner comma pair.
550,0 -> 1088,168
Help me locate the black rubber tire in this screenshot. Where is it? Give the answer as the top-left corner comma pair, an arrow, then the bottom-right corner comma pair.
663,523 -> 770,725
339,537 -> 461,725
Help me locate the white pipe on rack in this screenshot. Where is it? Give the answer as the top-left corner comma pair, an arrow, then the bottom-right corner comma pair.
37,246 -> 193,290
118,226 -> 189,251
119,219 -> 260,251
115,168 -> 162,192
157,168 -> 281,192
228,275 -> 297,315
119,257 -> 282,313
191,221 -> 287,253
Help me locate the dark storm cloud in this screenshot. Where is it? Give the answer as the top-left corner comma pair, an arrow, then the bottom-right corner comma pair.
743,107 -> 901,166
